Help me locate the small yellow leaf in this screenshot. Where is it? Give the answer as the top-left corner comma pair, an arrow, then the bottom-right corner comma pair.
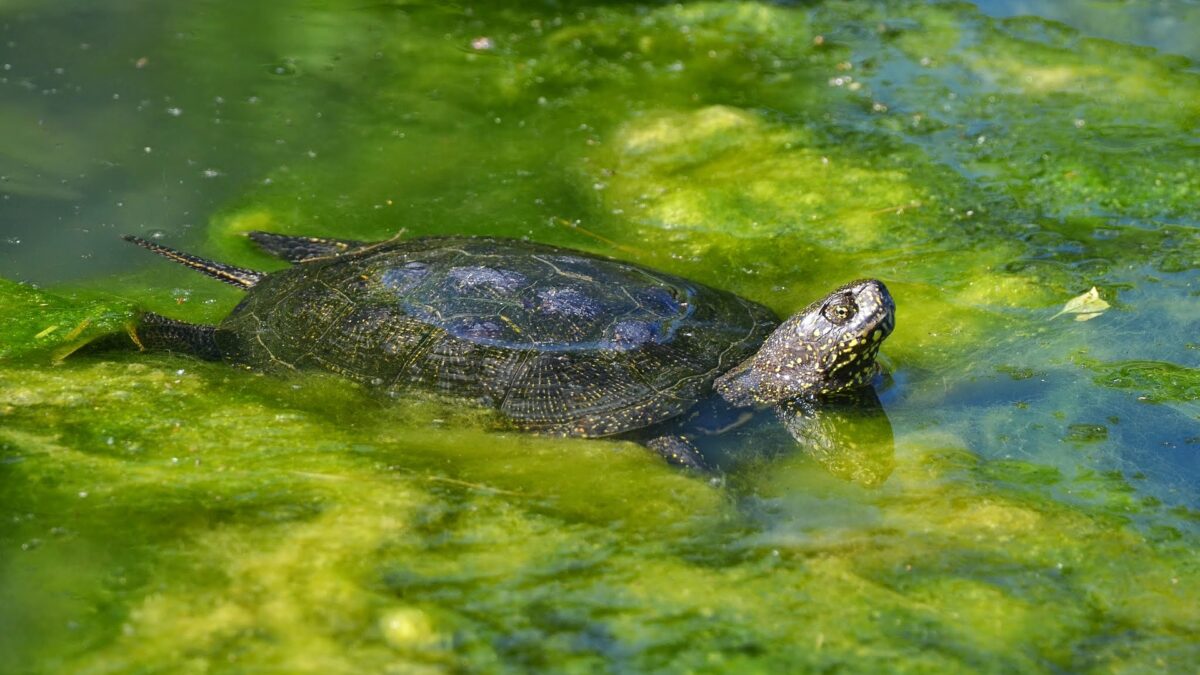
1051,287 -> 1109,322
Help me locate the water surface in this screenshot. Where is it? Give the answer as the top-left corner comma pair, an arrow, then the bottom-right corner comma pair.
2,1 -> 1198,671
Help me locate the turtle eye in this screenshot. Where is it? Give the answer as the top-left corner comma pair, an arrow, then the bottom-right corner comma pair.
822,294 -> 858,325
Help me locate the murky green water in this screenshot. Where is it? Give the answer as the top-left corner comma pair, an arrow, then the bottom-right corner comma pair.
2,1 -> 1198,671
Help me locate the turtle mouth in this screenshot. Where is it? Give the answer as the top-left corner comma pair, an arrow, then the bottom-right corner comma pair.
845,279 -> 896,342
865,306 -> 895,343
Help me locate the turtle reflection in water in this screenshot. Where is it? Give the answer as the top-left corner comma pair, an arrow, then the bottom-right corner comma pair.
121,231 -> 895,474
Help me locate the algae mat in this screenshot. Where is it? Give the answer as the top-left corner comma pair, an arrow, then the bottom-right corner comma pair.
1,1 -> 1198,672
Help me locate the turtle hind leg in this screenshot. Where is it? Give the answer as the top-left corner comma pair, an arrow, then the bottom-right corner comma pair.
133,312 -> 222,360
247,231 -> 366,263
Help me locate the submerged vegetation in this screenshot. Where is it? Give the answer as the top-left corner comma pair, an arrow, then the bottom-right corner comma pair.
1,0 -> 1198,671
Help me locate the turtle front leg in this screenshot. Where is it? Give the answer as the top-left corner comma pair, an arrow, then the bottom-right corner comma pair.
643,435 -> 708,471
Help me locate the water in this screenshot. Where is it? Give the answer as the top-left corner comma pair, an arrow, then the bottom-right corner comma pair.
2,1 -> 1198,671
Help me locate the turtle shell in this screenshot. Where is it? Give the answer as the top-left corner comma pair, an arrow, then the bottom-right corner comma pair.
215,237 -> 778,437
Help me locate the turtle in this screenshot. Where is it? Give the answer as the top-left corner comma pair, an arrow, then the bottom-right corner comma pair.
120,231 -> 895,470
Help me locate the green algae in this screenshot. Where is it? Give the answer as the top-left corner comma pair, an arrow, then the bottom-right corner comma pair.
0,280 -> 134,361
1080,356 -> 1200,406
2,357 -> 1198,672
2,0 -> 1200,672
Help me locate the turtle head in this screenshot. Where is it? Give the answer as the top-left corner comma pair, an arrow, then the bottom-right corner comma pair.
715,279 -> 895,406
